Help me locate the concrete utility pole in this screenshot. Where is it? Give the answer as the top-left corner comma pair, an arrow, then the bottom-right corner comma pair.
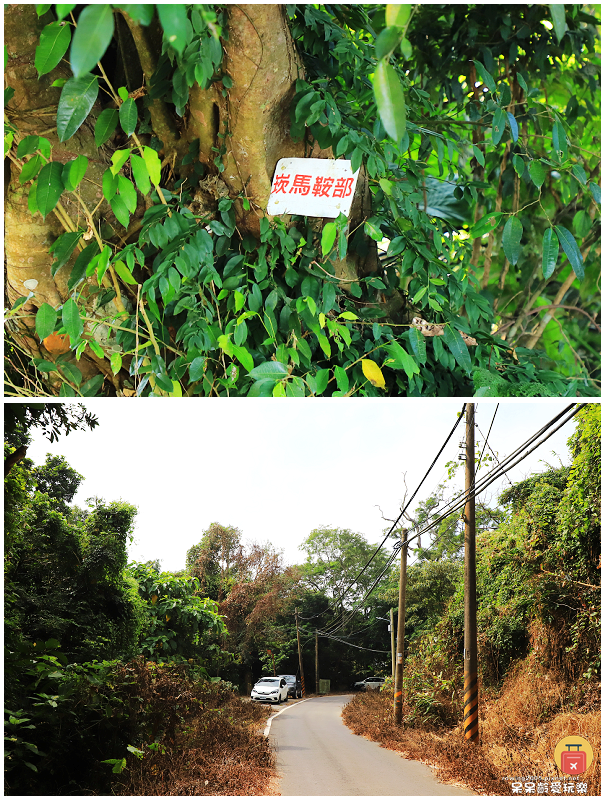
463,403 -> 479,744
394,529 -> 408,725
295,608 -> 306,697
389,607 -> 396,679
315,630 -> 319,694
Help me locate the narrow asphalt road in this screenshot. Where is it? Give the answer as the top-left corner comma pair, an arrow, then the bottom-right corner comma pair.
269,695 -> 474,796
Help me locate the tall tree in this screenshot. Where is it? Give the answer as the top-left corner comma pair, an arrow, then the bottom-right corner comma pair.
300,526 -> 391,615
4,4 -> 599,397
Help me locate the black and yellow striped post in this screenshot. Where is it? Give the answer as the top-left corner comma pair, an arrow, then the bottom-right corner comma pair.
393,529 -> 407,725
463,404 -> 479,744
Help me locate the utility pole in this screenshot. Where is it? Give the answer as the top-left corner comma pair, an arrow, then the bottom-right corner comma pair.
315,630 -> 319,694
295,608 -> 306,697
463,403 -> 479,744
394,529 -> 407,725
389,608 -> 396,679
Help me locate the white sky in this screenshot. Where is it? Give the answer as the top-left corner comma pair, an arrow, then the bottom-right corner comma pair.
17,399 -> 580,573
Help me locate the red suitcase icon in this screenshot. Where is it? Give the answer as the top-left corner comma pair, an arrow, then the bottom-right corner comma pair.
561,744 -> 586,775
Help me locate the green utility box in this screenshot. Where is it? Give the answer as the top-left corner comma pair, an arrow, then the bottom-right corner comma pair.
318,679 -> 330,694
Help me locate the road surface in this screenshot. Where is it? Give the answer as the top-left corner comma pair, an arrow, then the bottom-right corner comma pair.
269,695 -> 474,796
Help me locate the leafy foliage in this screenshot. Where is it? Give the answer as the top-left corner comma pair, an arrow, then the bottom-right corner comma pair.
130,561 -> 225,662
4,4 -> 600,396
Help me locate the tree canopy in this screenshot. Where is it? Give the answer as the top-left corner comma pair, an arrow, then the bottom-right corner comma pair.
4,4 -> 600,397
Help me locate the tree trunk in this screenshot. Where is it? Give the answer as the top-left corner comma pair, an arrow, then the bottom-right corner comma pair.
4,4 -> 378,395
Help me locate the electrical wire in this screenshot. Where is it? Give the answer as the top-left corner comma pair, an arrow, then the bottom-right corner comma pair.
475,404 -> 498,475
320,403 -> 583,635
317,631 -> 390,653
317,404 -> 467,636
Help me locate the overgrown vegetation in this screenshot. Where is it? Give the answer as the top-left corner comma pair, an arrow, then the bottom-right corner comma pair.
5,402 -> 599,794
343,404 -> 601,795
4,4 -> 600,397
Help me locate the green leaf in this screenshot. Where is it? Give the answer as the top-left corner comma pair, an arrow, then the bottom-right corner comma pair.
189,357 -> 206,382
549,4 -> 566,42
528,160 -> 546,190
321,222 -> 337,256
541,227 -> 559,279
68,241 -> 99,289
385,340 -> 419,378
111,149 -> 131,176
35,303 -> 58,340
119,97 -> 138,137
247,379 -> 276,397
232,345 -> 254,373
36,161 -> 65,218
513,153 -> 525,177
80,374 -> 105,396
36,4 -> 52,15
157,4 -> 190,56
408,326 -> 426,365
34,359 -> 59,373
62,298 -> 83,340
57,74 -> 99,141
373,60 -> 406,143
552,120 -> 568,162
334,365 -> 349,394
472,212 -> 502,238
111,353 -> 123,375
95,108 -> 119,147
64,155 -> 88,191
386,4 -> 412,27
19,155 -> 43,184
506,111 -> 518,142
590,183 -> 601,204
35,21 -> 72,77
501,216 -> 523,266
315,368 -> 329,395
491,108 -> 506,145
130,153 -> 151,194
113,259 -> 138,284
55,4 -> 76,22
113,5 -> 155,25
60,362 -> 82,386
375,27 -> 403,61
286,377 -> 305,397
572,164 -> 587,187
400,37 -> 412,60
555,225 -> 584,280
117,175 -> 137,213
49,230 -> 83,276
142,146 -> 162,186
70,4 -> 114,78
442,325 -> 471,374
473,59 -> 496,93
110,194 -> 130,228
101,173 -> 118,210
249,361 -> 288,381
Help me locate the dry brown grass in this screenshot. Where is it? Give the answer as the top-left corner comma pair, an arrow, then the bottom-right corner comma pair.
343,658 -> 601,796
109,661 -> 276,796
480,653 -> 601,795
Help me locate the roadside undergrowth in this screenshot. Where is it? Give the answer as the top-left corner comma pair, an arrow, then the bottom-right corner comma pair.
342,655 -> 600,796
111,662 -> 276,796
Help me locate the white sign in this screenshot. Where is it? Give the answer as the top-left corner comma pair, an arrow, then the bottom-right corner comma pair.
266,158 -> 359,218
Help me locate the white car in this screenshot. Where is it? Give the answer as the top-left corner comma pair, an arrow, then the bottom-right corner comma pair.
250,676 -> 289,704
364,677 -> 386,691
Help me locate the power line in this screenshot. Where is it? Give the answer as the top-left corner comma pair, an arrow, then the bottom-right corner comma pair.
317,631 -> 390,653
321,403 -> 583,635
318,404 -> 467,636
